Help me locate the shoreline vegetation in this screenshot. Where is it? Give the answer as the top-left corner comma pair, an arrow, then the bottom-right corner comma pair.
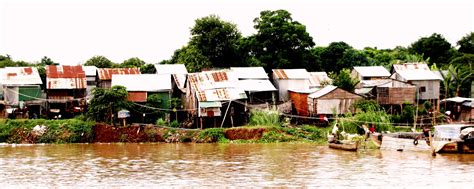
0,108 -> 412,145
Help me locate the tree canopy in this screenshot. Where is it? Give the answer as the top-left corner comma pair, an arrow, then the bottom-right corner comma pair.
409,33 -> 453,65
457,32 -> 474,54
121,57 -> 145,68
245,9 -> 315,71
84,55 -> 114,68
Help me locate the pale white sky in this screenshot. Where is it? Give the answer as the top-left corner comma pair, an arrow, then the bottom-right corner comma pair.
1,0 -> 473,65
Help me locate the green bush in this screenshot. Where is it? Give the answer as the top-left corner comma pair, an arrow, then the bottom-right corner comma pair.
249,110 -> 281,126
156,118 -> 166,126
169,120 -> 179,128
199,128 -> 227,142
259,131 -> 297,143
0,119 -> 94,143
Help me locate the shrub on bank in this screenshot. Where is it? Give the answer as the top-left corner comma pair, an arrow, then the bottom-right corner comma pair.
249,110 -> 281,127
0,119 -> 95,143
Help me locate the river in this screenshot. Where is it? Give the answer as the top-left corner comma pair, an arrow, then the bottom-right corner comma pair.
0,143 -> 472,188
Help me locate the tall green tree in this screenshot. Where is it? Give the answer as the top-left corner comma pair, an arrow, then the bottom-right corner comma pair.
328,68 -> 360,93
457,32 -> 474,54
172,45 -> 212,72
40,56 -> 57,65
409,33 -> 453,65
121,57 -> 145,68
87,86 -> 130,123
189,15 -> 242,68
84,55 -> 114,68
140,64 -> 156,74
246,9 -> 315,71
320,42 -> 352,73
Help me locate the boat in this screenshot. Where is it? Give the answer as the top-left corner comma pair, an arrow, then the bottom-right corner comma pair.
379,132 -> 431,152
432,124 -> 474,153
328,141 -> 359,151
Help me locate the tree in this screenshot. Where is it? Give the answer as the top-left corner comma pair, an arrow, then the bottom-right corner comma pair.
328,68 -> 359,93
247,9 -> 315,71
409,33 -> 453,65
87,85 -> 130,123
84,55 -> 114,68
448,64 -> 472,97
40,56 -> 56,65
172,45 -> 212,72
190,15 -> 242,68
457,32 -> 474,54
320,42 -> 352,73
121,57 -> 145,68
338,49 -> 370,67
140,64 -> 156,74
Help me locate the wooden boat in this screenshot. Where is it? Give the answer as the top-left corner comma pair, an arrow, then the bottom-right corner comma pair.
432,124 -> 474,154
380,132 -> 431,152
328,141 -> 359,151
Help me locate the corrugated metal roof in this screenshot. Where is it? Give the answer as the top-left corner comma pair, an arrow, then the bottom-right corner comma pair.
441,97 -> 474,103
47,65 -> 85,78
392,63 -> 430,72
1,67 -> 42,85
196,88 -> 247,102
353,66 -> 390,77
188,70 -> 238,91
355,87 -> 374,95
309,72 -> 331,87
273,69 -> 311,80
127,91 -> 147,102
230,67 -> 268,79
154,64 -> 188,92
199,101 -> 222,108
308,85 -> 337,99
236,80 -> 277,92
112,74 -> 171,92
154,64 -> 188,74
98,68 -> 140,80
46,65 -> 86,89
82,66 -> 97,76
288,88 -> 320,94
396,70 -> 443,81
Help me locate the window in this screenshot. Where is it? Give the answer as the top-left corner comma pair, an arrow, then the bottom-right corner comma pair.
419,86 -> 426,93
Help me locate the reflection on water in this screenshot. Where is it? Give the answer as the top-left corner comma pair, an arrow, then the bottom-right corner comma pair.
0,143 -> 473,187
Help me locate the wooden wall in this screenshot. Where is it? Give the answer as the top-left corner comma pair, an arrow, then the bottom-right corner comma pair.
377,87 -> 416,105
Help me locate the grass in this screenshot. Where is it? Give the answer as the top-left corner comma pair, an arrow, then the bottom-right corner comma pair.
0,118 -> 95,143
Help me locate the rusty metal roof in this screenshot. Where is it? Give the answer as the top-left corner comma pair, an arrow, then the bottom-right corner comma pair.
188,70 -> 246,102
97,68 -> 140,80
1,67 -> 42,85
127,91 -> 147,102
273,69 -> 311,80
46,65 -> 86,89
47,65 -> 86,78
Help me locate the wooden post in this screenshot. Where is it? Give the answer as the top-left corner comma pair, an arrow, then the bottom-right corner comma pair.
200,117 -> 203,130
123,118 -> 126,127
429,130 -> 436,156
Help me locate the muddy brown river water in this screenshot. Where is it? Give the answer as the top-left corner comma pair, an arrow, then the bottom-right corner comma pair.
0,143 -> 472,188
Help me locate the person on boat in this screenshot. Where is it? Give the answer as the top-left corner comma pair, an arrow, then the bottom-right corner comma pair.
369,125 -> 376,133
330,124 -> 339,143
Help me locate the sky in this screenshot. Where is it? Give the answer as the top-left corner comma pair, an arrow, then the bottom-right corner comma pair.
0,0 -> 473,65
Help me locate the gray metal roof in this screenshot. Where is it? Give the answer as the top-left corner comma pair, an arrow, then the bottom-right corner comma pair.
396,70 -> 443,81
236,80 -> 276,92
112,74 -> 171,92
353,66 -> 390,77
230,67 -> 268,79
308,85 -> 337,99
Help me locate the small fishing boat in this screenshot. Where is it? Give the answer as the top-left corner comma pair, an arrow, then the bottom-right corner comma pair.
432,124 -> 474,153
328,141 -> 359,151
380,132 -> 431,152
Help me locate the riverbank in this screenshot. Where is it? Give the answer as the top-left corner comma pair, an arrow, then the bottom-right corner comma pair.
0,119 -> 332,144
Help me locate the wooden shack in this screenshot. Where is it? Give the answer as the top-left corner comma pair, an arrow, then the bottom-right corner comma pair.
289,89 -> 319,116
307,85 -> 362,115
391,63 -> 442,100
46,65 -> 87,118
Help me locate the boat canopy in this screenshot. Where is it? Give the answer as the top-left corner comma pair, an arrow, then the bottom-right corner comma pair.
434,124 -> 474,140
